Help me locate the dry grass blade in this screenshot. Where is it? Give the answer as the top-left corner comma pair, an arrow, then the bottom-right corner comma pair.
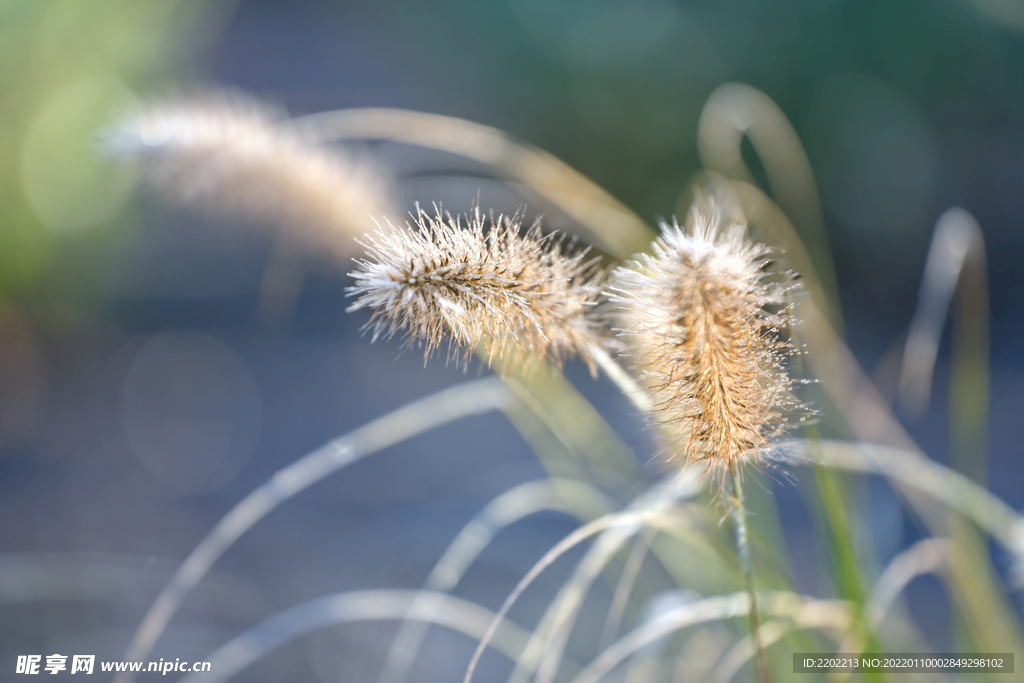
866,538 -> 949,626
570,592 -> 850,683
379,478 -> 613,683
462,469 -> 702,683
899,208 -> 987,417
713,608 -> 855,683
0,553 -> 252,608
778,439 -> 1024,557
177,590 -> 536,683
508,501 -> 721,683
787,286 -> 1023,653
598,532 -> 653,650
290,107 -> 656,258
528,520 -> 674,683
499,369 -> 648,498
115,377 -> 513,683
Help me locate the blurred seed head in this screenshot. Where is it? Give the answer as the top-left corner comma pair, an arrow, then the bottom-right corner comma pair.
609,203 -> 800,482
103,90 -> 394,259
346,207 -> 606,370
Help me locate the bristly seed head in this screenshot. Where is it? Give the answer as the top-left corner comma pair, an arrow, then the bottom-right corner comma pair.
609,205 -> 800,483
346,207 -> 606,370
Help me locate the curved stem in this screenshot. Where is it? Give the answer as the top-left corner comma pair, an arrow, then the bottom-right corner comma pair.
778,439 -> 1022,554
461,499 -> 701,683
290,107 -> 655,258
115,377 -> 513,683
178,589 -> 537,683
570,591 -> 850,683
598,530 -> 652,650
587,343 -> 653,414
378,478 -> 613,683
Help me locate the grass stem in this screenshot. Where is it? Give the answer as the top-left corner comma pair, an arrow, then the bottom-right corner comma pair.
587,343 -> 653,414
115,377 -> 513,683
730,468 -> 770,683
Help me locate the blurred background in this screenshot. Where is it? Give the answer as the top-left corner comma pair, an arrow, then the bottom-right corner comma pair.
1,0 -> 1023,680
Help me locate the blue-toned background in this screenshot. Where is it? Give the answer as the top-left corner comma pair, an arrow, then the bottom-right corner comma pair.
1,1 -> 1022,679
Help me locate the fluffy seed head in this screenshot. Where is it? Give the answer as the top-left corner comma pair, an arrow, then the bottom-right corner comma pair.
104,91 -> 393,258
346,207 -> 605,369
610,206 -> 799,482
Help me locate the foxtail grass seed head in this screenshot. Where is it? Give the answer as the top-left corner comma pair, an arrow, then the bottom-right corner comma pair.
103,91 -> 393,258
610,206 -> 800,482
346,207 -> 605,370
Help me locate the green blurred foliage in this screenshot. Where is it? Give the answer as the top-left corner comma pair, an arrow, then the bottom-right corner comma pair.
0,0 -> 220,300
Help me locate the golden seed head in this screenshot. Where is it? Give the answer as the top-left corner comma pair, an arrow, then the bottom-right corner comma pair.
610,206 -> 799,481
346,207 -> 606,369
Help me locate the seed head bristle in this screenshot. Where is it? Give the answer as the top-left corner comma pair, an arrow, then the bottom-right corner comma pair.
346,207 -> 605,369
104,91 -> 393,258
609,206 -> 800,483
